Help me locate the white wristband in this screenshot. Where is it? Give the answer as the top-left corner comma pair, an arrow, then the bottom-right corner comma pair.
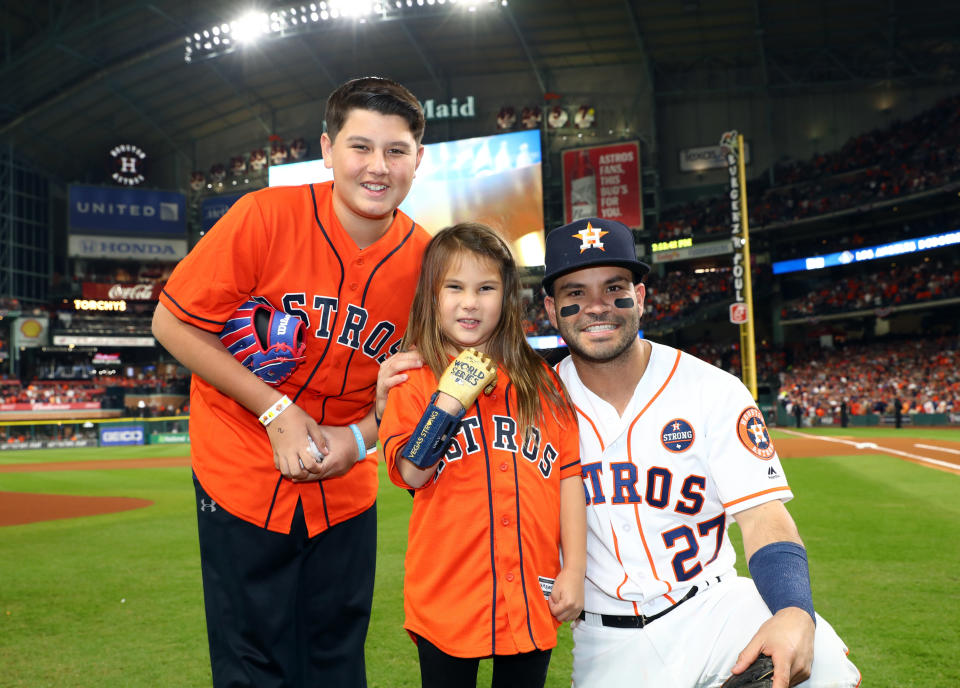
348,423 -> 366,462
259,396 -> 292,426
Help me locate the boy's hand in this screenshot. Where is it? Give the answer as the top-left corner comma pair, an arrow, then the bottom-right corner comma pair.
547,566 -> 584,623
266,403 -> 327,481
298,424 -> 366,481
377,348 -> 423,420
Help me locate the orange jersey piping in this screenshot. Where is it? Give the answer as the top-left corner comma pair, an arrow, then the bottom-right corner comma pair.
722,485 -> 792,509
574,403 -> 605,452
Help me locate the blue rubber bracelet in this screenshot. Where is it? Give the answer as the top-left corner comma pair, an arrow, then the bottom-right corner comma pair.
348,424 -> 366,463
748,541 -> 816,624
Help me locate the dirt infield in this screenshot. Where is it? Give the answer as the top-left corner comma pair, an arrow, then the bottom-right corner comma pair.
2,437 -> 958,527
0,456 -> 191,473
0,492 -> 154,526
776,433 -> 960,475
0,456 -> 189,527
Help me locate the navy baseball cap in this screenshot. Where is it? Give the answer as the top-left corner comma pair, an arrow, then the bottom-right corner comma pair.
542,217 -> 650,294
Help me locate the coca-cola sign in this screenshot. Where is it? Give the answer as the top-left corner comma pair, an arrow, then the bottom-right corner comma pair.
82,282 -> 163,301
108,284 -> 154,300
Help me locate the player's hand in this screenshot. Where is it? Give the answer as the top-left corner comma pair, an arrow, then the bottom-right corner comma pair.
731,607 -> 815,688
547,566 -> 584,623
377,348 -> 423,421
265,402 -> 328,481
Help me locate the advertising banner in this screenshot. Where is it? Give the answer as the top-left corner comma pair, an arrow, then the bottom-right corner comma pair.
82,282 -> 164,301
68,234 -> 187,261
149,432 -> 190,444
679,142 -> 751,172
561,142 -> 643,228
100,425 -> 145,446
53,334 -> 156,347
69,185 -> 186,235
12,316 -> 49,349
650,238 -> 732,264
201,193 -> 245,232
0,402 -> 101,412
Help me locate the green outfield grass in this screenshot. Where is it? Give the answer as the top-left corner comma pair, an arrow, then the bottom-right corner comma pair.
770,425 -> 960,442
1,433 -> 958,687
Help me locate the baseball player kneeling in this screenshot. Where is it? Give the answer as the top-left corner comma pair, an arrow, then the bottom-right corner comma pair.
539,218 -> 861,688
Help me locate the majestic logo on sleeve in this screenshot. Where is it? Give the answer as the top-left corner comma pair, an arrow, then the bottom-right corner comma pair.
573,222 -> 608,252
737,407 -> 775,459
661,418 -> 695,453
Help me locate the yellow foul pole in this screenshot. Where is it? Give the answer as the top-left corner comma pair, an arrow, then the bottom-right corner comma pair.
723,131 -> 758,400
735,134 -> 757,399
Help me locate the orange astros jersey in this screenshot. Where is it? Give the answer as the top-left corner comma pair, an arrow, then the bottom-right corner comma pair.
160,181 -> 430,536
379,363 -> 581,658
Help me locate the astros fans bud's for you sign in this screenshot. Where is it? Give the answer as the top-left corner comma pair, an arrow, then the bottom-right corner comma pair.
561,142 -> 643,229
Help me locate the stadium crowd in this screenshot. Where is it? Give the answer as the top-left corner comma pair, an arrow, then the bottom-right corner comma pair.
778,337 -> 960,420
656,93 -> 960,240
0,380 -> 106,404
781,258 -> 960,319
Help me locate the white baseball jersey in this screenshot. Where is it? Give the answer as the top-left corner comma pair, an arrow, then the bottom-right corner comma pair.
556,340 -> 792,617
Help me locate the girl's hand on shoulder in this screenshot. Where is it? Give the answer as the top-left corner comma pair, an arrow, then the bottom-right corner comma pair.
266,402 -> 328,482
547,566 -> 585,623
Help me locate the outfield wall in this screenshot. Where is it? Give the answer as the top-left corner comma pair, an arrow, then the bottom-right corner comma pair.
0,415 -> 190,449
775,408 -> 960,427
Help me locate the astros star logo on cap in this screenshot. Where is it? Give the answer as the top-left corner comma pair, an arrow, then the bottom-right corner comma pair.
573,221 -> 608,253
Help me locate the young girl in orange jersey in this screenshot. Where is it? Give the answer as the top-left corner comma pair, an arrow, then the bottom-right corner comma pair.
378,222 -> 586,688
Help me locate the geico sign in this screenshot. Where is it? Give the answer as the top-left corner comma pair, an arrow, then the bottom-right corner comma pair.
102,429 -> 143,442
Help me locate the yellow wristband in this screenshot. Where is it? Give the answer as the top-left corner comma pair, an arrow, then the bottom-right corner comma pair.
259,396 -> 292,426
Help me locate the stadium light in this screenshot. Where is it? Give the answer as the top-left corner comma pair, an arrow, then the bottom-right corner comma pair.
184,0 -> 505,62
232,12 -> 270,44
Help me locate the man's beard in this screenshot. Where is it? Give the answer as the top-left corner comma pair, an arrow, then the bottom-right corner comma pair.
558,311 -> 640,364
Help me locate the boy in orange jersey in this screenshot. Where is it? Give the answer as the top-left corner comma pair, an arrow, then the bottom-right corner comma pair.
152,77 -> 430,688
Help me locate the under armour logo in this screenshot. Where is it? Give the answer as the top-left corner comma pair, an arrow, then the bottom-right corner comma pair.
573,222 -> 608,253
200,498 -> 217,512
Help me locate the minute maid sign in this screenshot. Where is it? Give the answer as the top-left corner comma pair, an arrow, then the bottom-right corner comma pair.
69,185 -> 186,236
420,96 -> 476,120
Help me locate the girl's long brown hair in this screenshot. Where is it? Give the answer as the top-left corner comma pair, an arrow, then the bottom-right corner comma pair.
402,222 -> 574,431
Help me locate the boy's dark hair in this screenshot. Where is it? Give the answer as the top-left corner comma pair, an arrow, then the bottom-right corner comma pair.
324,76 -> 425,144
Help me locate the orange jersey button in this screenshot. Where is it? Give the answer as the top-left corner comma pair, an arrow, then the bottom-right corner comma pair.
501,516 -> 511,526
505,572 -> 515,582
499,462 -> 509,472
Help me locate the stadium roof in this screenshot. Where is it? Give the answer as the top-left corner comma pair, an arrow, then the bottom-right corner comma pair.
2,0 -> 959,180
